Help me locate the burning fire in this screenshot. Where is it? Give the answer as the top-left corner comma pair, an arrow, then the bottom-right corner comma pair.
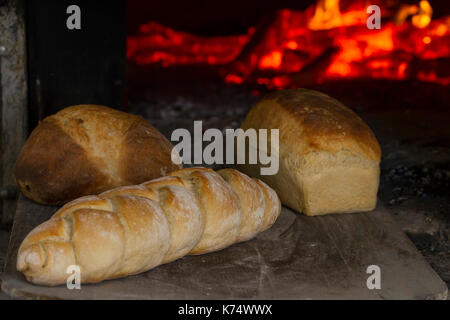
395,0 -> 433,28
128,0 -> 450,88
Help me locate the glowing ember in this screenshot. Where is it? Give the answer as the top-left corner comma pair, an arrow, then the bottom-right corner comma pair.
413,0 -> 433,28
224,74 -> 244,84
127,1 -> 450,87
395,0 -> 433,28
259,51 -> 283,69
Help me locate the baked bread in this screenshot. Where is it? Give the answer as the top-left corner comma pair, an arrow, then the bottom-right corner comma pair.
16,167 -> 281,286
240,88 -> 381,216
14,105 -> 181,205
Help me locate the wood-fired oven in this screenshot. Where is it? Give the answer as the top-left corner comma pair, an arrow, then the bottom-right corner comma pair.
0,0 -> 449,299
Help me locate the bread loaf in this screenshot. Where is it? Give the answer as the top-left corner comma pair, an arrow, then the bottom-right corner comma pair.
14,105 -> 181,205
16,167 -> 281,286
240,88 -> 381,216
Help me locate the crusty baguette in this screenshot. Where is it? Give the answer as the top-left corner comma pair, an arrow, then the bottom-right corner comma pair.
14,105 -> 181,205
239,88 -> 381,216
16,168 -> 281,286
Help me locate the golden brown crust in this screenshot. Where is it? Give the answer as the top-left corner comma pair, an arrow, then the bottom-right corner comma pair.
173,169 -> 242,254
13,120 -> 109,205
16,218 -> 76,285
71,208 -> 126,282
119,121 -> 181,184
253,179 -> 282,231
218,169 -> 265,242
141,175 -> 186,189
244,88 -> 381,162
14,105 -> 181,205
156,185 -> 204,263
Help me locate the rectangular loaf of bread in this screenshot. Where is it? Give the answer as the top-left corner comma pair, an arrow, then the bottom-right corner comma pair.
239,88 -> 381,216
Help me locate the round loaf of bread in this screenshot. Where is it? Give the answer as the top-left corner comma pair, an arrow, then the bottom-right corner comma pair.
14,105 -> 181,205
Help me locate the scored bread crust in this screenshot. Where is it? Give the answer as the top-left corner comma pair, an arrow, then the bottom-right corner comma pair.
240,88 -> 381,216
13,105 -> 181,205
16,168 -> 281,286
